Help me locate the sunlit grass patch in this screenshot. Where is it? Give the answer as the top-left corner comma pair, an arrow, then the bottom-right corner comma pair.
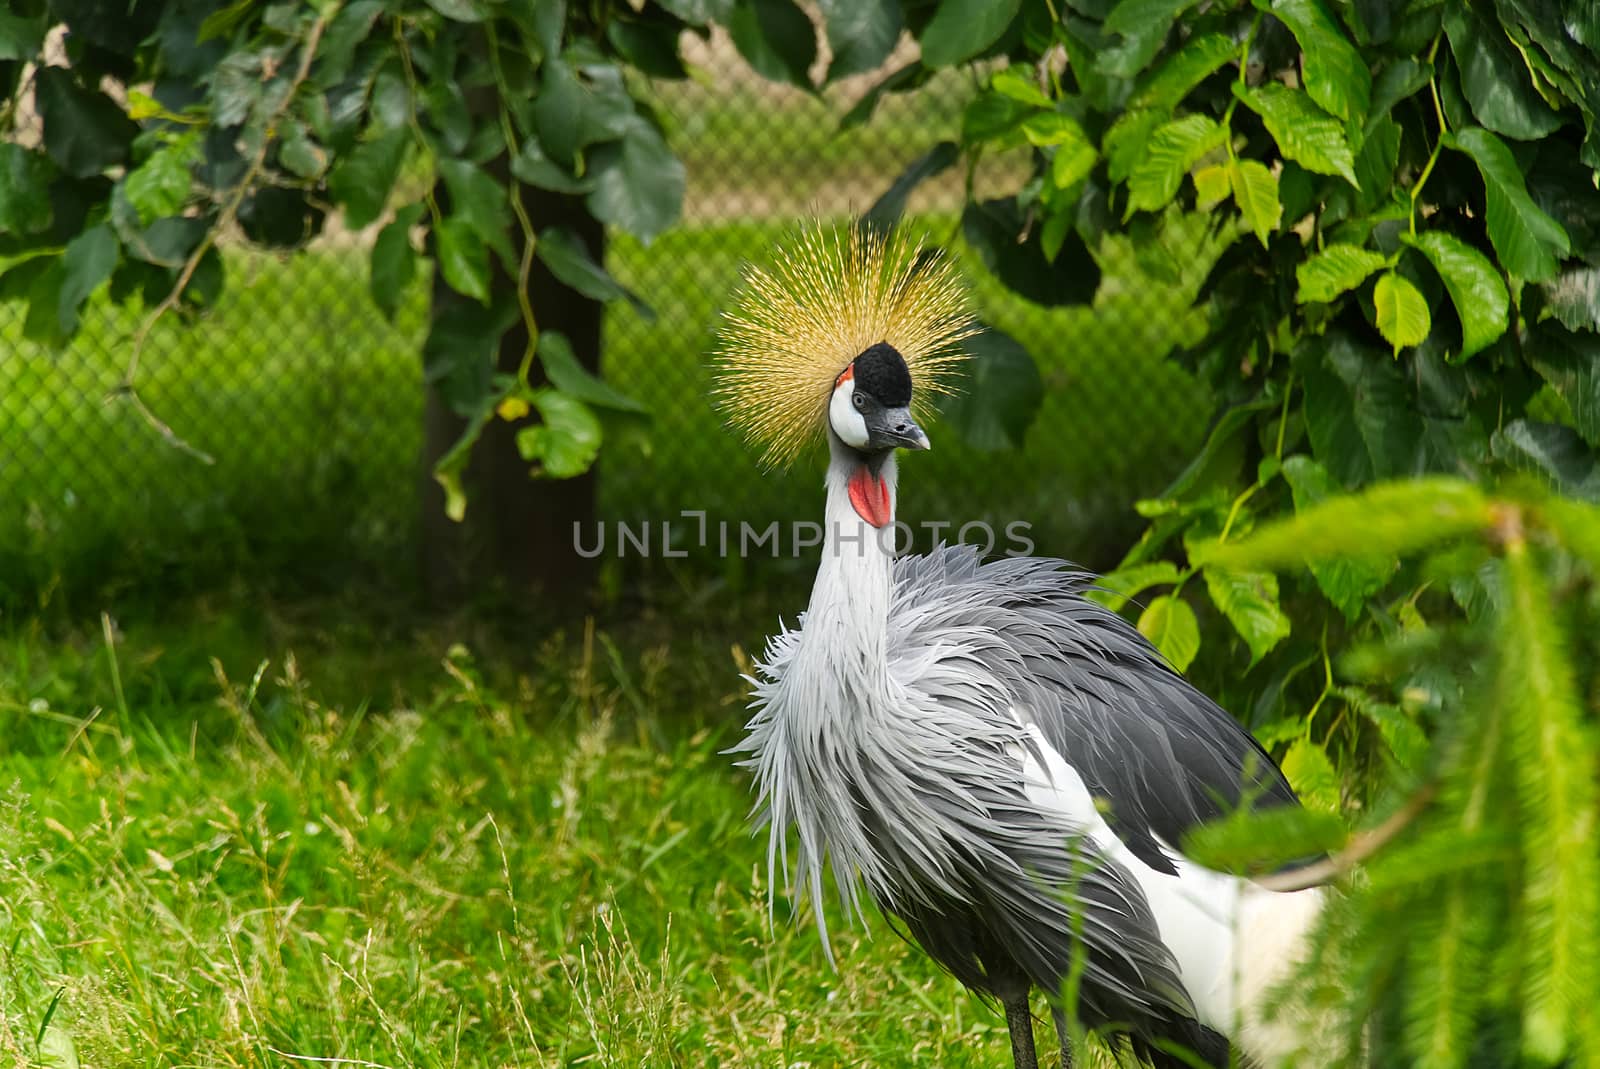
0,612 -> 1090,1067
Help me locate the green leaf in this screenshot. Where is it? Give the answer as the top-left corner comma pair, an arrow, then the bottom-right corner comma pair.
21,258 -> 68,349
1137,594 -> 1201,672
1228,157 -> 1281,247
1184,805 -> 1347,873
1541,496 -> 1600,569
1191,163 -> 1230,209
1352,114 -> 1401,212
1529,328 -> 1600,445
1539,265 -> 1600,334
961,197 -> 1100,306
1198,477 -> 1494,571
0,144 -> 54,236
181,247 -> 224,309
56,225 -> 119,337
0,11 -> 46,60
1296,243 -> 1387,303
34,68 -> 138,178
1203,566 -> 1290,665
214,48 -> 280,129
539,332 -> 648,414
961,90 -> 1034,148
607,18 -> 690,80
1447,127 -> 1571,282
532,58 -> 583,166
838,62 -> 932,131
1373,272 -> 1431,353
510,138 -> 596,195
990,66 -> 1053,108
435,217 -> 491,304
1098,0 -> 1201,77
535,226 -> 651,319
423,294 -> 517,417
1443,3 -> 1563,139
1300,331 -> 1468,485
1127,114 -> 1226,214
1368,57 -> 1433,124
1401,231 -> 1509,361
424,0 -> 487,21
520,390 -> 604,478
865,141 -> 959,231
1234,83 -> 1358,186
327,129 -> 408,231
123,133 -> 200,226
1127,33 -> 1235,112
1402,869 -> 1498,1067
1103,108 -> 1166,184
438,158 -> 514,268
727,0 -> 817,88
1352,696 -> 1427,772
312,1 -> 384,87
940,327 -> 1044,451
1499,542 -> 1600,1059
237,187 -> 325,249
370,204 -> 421,321
1051,137 -> 1099,191
1263,0 -> 1371,124
657,0 -> 734,21
919,0 -> 1020,68
1024,114 -> 1098,190
279,121 -> 327,179
1492,419 -> 1600,501
818,0 -> 901,82
431,390 -> 500,522
1085,561 -> 1182,612
587,117 -> 685,243
1280,736 -> 1341,810
1160,397 -> 1277,500
1280,456 -> 1393,620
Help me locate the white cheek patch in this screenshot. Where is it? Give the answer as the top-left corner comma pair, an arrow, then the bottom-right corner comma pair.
829,379 -> 871,448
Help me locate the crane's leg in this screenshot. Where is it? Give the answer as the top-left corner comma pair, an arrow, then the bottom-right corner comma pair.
1004,994 -> 1039,1069
1050,1005 -> 1074,1068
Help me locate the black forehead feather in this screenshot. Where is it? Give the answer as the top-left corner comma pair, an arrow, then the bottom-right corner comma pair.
852,342 -> 913,406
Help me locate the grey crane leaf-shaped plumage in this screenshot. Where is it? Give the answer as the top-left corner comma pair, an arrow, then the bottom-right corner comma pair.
892,546 -> 1301,876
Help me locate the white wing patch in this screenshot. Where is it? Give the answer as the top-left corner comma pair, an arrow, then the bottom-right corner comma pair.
1009,705 -> 1242,1032
1008,704 -> 1330,1064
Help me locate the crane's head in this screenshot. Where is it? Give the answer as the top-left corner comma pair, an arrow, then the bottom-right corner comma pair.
826,341 -> 929,455
714,222 -> 975,469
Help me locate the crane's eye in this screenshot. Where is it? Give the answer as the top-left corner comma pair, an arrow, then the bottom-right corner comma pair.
853,393 -> 865,410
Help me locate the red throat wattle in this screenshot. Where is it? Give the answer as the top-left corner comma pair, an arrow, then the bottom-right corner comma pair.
847,465 -> 892,528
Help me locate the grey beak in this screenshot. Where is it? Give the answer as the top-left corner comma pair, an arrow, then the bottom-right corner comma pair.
883,408 -> 930,451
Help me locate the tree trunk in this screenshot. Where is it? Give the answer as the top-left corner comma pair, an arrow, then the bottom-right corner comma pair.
419,189 -> 604,608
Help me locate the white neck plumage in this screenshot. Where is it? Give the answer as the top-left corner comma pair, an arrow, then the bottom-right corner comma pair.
794,434 -> 900,706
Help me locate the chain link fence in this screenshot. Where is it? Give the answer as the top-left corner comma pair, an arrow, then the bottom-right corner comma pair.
0,47 -> 1213,607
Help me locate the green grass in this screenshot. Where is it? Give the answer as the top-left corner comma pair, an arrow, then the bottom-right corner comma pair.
1,209 -> 1216,610
0,601 -> 1126,1067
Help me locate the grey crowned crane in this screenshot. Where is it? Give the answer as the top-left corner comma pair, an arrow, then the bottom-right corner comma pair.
717,225 -> 1328,1069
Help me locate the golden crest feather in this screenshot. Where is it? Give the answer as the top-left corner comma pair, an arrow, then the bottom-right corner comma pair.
713,222 -> 976,469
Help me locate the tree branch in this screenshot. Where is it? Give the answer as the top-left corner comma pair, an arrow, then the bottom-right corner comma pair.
110,6 -> 337,463
1255,781 -> 1439,892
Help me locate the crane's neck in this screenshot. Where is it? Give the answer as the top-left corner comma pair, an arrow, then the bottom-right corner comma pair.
796,434 -> 899,693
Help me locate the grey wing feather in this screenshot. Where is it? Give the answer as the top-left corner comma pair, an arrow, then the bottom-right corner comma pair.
891,544 -> 1300,876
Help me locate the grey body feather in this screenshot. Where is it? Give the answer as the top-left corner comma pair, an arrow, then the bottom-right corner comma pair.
734,446 -> 1310,1062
